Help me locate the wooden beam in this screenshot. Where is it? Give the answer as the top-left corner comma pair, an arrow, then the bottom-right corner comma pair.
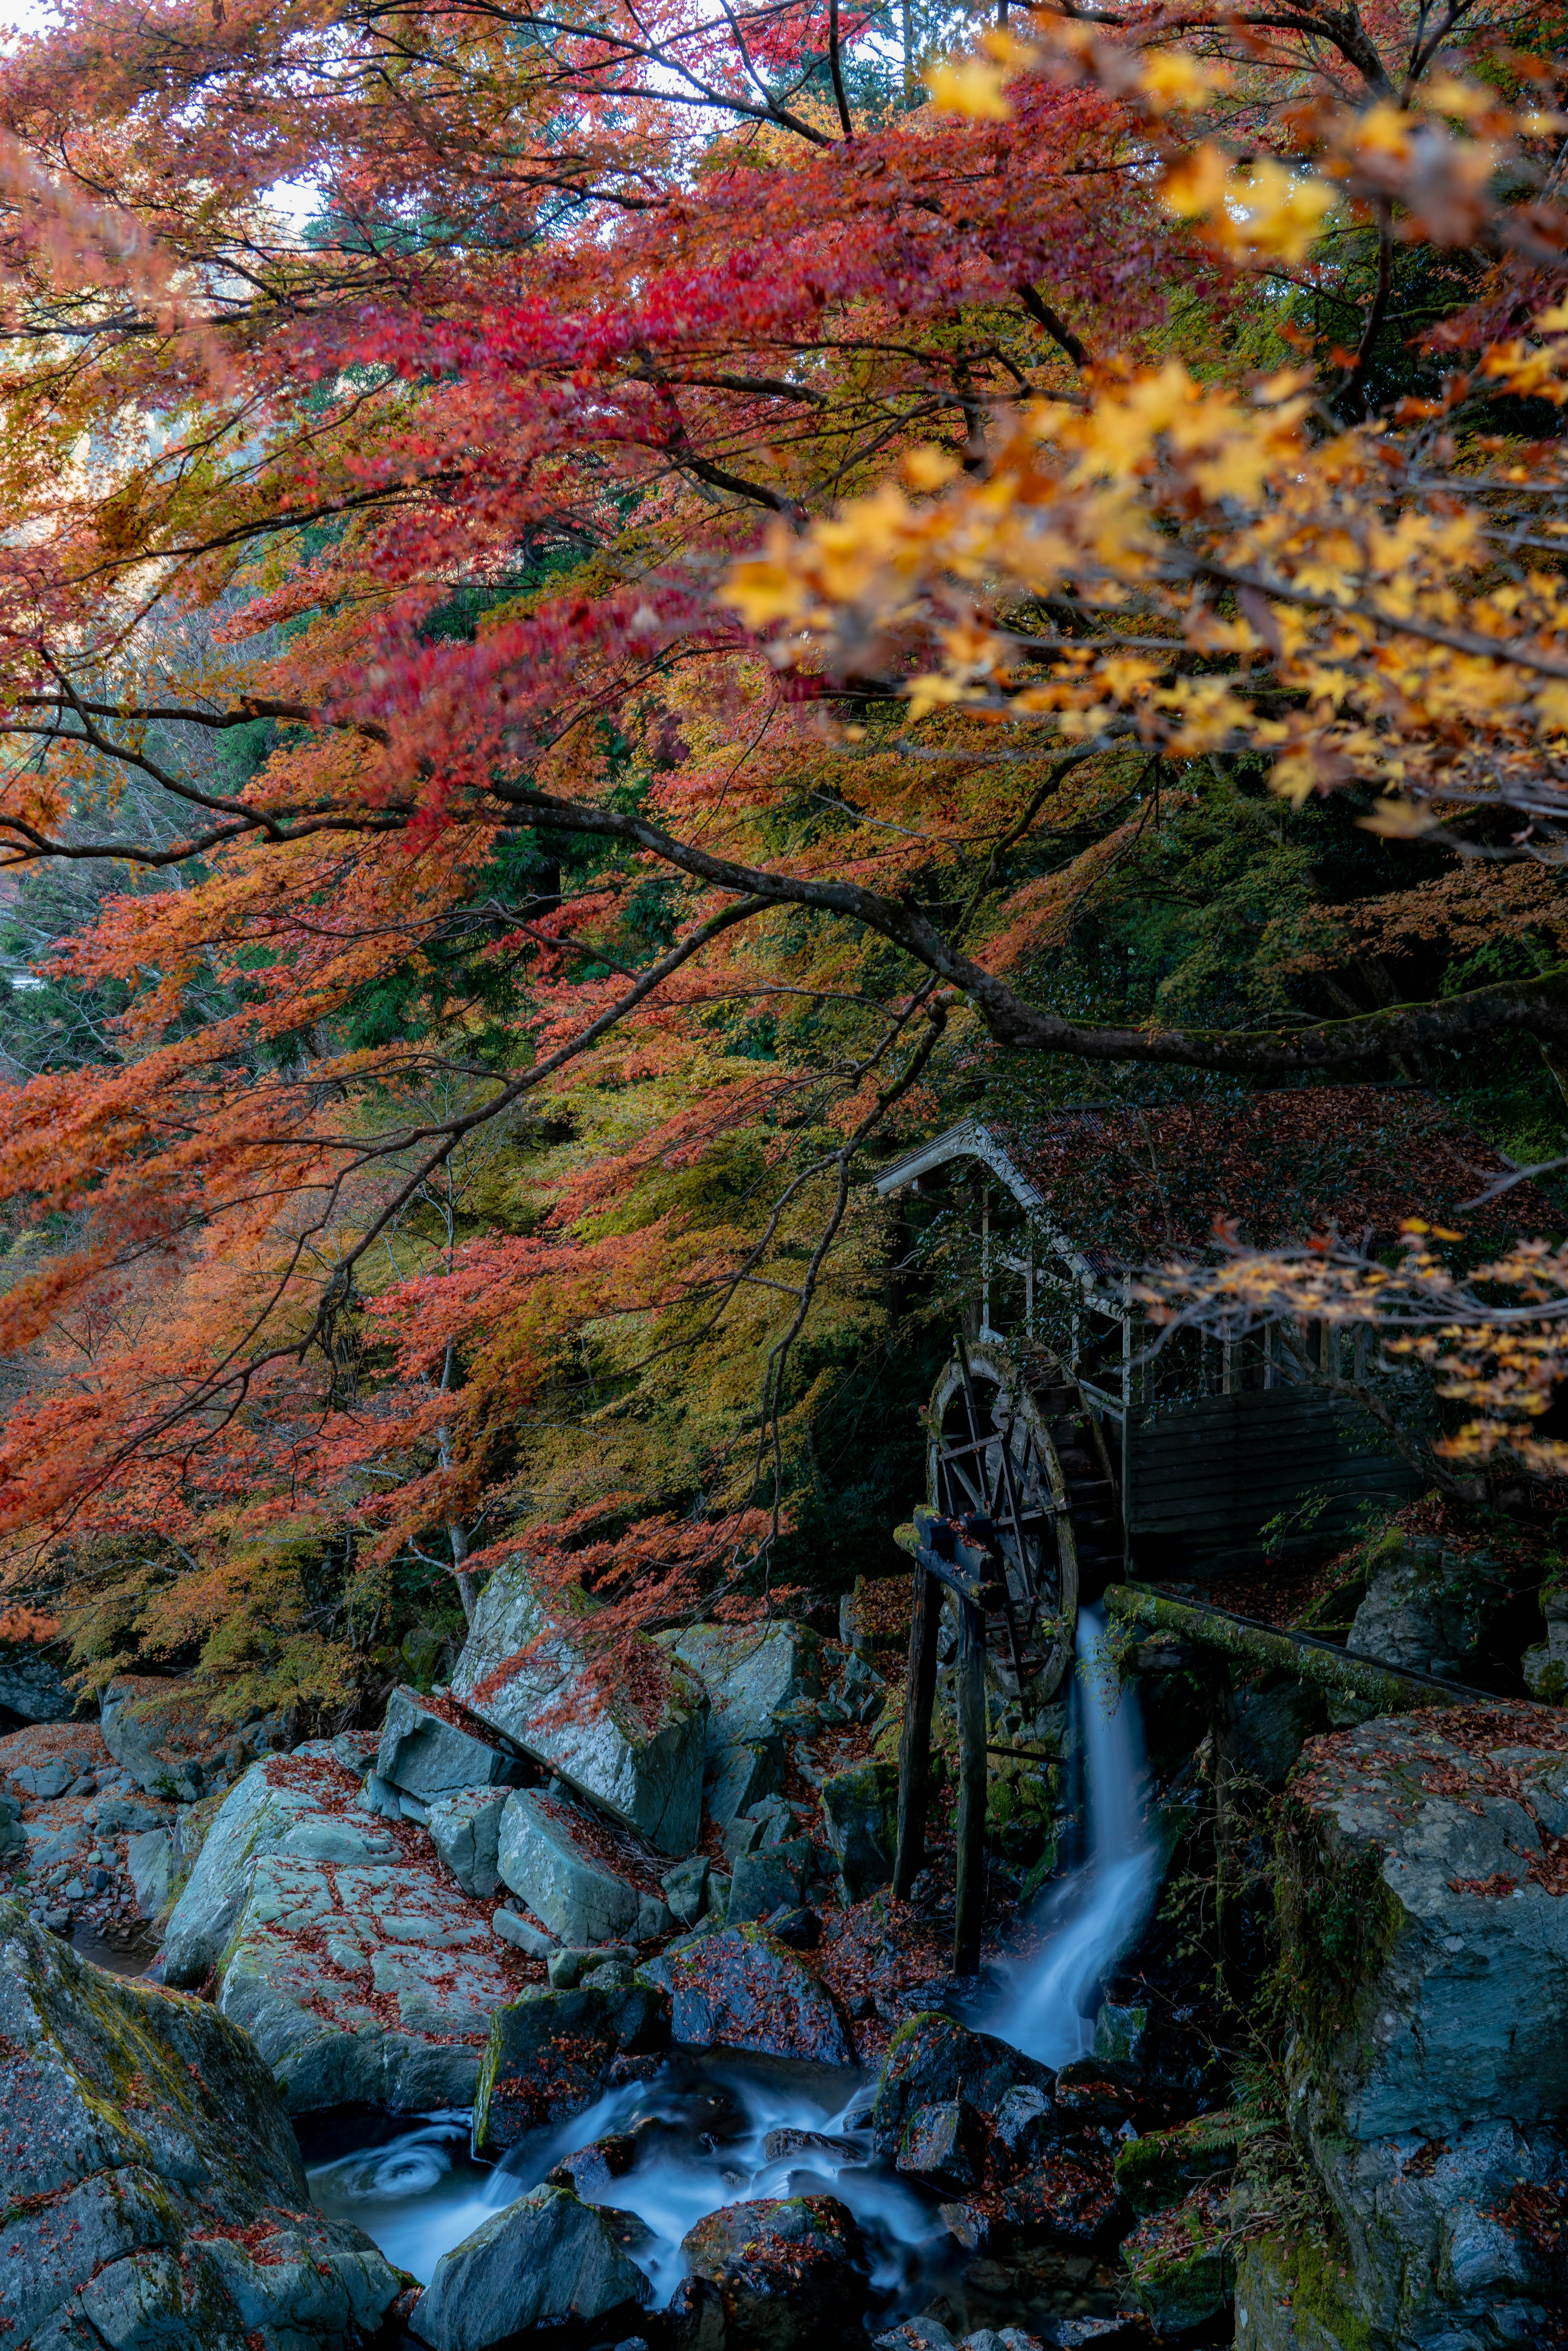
953,1594 -> 988,1976
892,1560 -> 942,1899
1103,1583 -> 1501,1713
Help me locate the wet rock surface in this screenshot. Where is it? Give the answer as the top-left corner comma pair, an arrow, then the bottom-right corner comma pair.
472,1981 -> 670,2153
0,1895 -> 405,2350
499,1783 -> 675,1945
412,2182 -> 650,2350
679,2192 -> 869,2351
641,1921 -> 855,2066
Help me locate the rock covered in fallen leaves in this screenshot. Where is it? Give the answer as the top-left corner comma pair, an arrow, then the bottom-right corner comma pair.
679,2193 -> 869,2351
639,1922 -> 853,2066
871,2009 -> 1052,2158
498,1783 -> 675,1945
412,2181 -> 650,2350
1283,1705 -> 1568,2139
376,1683 -> 530,1806
472,1981 -> 669,2155
0,1896 -> 405,2350
452,1553 -> 708,1854
894,2096 -> 987,2190
165,1749 -> 527,2110
998,2150 -> 1123,2246
1120,2180 -> 1234,2335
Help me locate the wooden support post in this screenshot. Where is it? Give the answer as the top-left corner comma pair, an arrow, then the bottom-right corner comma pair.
892,1561 -> 941,1899
953,1594 -> 987,1977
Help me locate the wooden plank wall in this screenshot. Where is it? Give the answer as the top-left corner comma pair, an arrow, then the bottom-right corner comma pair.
1125,1387 -> 1424,1574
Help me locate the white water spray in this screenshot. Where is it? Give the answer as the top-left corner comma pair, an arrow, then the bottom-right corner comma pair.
986,1603 -> 1162,2068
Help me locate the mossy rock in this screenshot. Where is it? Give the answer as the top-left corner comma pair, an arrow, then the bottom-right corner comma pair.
1123,2182 -> 1234,2335
1114,2107 -> 1272,2213
1234,2227 -> 1374,2351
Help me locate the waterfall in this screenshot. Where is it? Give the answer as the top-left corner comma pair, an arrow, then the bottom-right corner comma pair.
986,1603 -> 1162,2068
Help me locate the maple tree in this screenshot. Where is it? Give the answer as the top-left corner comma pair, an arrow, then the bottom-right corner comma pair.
0,0 -> 1563,1716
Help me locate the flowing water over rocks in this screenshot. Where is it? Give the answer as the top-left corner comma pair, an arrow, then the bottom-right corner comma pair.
305,1614 -> 1164,2346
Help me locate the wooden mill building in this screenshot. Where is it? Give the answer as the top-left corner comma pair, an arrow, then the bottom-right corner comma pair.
876,1083 -> 1555,1593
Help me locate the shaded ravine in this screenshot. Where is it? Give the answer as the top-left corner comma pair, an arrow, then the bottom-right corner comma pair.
307,1608 -> 1163,2310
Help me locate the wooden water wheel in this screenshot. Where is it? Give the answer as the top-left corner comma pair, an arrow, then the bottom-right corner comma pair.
927,1340 -> 1119,1705
895,1341 -> 1125,1969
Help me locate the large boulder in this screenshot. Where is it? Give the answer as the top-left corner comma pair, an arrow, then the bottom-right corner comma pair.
472,1982 -> 669,2155
162,1749 -> 400,1986
1346,1527 -> 1519,1682
680,2195 -> 868,2351
376,1685 -> 528,1802
99,1676 -> 218,1801
0,1641 -> 80,1724
1251,1704 -> 1568,2349
820,1758 -> 898,1901
412,2183 -> 649,2351
1282,1708 -> 1568,2137
450,1555 -> 706,1854
639,1923 -> 853,2066
871,2011 -> 1052,2160
165,1751 -> 519,2111
497,1785 -> 672,1945
0,1897 -> 405,2350
670,1621 -> 824,1757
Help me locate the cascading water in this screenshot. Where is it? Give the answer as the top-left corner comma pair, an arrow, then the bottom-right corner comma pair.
306,2056 -> 940,2304
985,1603 -> 1162,2068
308,1603 -> 1164,2315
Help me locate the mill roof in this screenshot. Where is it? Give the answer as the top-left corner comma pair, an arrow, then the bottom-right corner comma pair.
875,1084 -> 1560,1281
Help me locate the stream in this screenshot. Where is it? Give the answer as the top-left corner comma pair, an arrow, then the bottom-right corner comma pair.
306,1607 -> 1163,2312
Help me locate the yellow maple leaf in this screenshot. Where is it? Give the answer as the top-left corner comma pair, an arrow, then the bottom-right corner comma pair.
924,59 -> 1013,120
1161,143 -> 1227,220
1137,52 -> 1228,112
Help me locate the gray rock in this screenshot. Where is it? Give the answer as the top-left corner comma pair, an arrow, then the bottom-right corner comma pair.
498,1787 -> 669,1947
163,1755 -> 398,1987
0,1642 -> 81,1724
472,1984 -> 670,2154
92,1796 -> 167,1835
820,1759 -> 898,1901
549,1943 -> 637,1989
896,2098 -> 986,2190
874,2324 -> 956,2351
708,1736 -> 781,1831
1263,1708 -> 1568,2350
729,1836 -> 812,1922
1091,1999 -> 1147,2069
414,2183 -> 650,2351
332,1728 -> 381,1776
124,1827 -> 175,1919
491,1906 -> 555,1957
682,2193 -> 867,2345
0,1896 -> 402,2347
99,1678 -> 212,1801
670,1621 -> 823,1757
662,1853 -> 710,1925
9,1758 -> 79,1800
990,2084 -> 1056,2176
451,1555 -> 707,1854
1284,1713 -> 1568,2139
1226,1678 -> 1328,1789
427,1784 -> 512,1897
218,1850 -> 513,2111
376,1685 -> 527,1802
1348,1531 -> 1516,1679
161,1752 -> 513,2112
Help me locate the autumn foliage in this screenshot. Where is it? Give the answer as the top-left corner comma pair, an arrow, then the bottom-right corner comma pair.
0,0 -> 1563,1716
